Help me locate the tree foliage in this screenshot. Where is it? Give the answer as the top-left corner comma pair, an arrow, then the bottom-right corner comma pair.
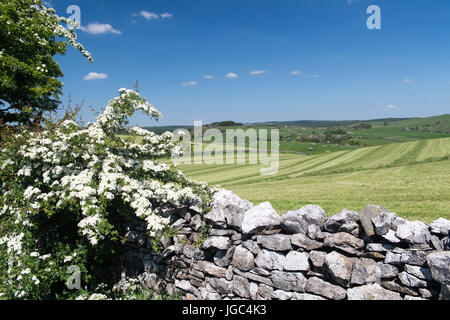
0,0 -> 92,124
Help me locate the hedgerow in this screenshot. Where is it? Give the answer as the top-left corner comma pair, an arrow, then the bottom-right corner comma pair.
0,88 -> 214,299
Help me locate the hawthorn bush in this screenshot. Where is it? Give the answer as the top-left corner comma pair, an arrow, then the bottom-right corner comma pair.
0,0 -> 93,124
0,88 -> 214,299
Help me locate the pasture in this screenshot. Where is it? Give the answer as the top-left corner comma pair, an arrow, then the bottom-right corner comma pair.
177,137 -> 450,222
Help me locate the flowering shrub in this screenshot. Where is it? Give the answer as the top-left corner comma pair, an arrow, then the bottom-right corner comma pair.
0,88 -> 214,299
0,0 -> 93,124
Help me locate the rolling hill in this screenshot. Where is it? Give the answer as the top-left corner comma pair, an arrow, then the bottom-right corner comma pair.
177,137 -> 450,221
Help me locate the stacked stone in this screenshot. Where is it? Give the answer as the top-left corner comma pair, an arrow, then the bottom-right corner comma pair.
121,190 -> 450,300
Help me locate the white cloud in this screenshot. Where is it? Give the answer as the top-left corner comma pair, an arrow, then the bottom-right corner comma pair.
403,78 -> 412,83
291,70 -> 302,76
161,13 -> 173,19
181,81 -> 198,87
386,104 -> 399,109
83,72 -> 109,80
140,11 -> 160,20
81,22 -> 122,35
250,70 -> 267,75
226,73 -> 238,79
203,75 -> 214,79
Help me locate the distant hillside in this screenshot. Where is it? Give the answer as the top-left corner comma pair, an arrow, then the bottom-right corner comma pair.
208,121 -> 244,127
141,125 -> 191,135
141,114 -> 450,134
382,114 -> 450,133
255,118 -> 415,128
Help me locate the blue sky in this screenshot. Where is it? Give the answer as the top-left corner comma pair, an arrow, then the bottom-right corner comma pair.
50,0 -> 450,126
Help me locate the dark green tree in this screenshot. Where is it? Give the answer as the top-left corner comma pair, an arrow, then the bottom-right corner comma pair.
0,0 -> 92,124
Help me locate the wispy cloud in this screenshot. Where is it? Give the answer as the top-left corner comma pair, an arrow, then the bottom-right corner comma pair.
403,78 -> 412,83
250,70 -> 267,75
386,104 -> 399,109
226,72 -> 238,79
291,70 -> 302,76
203,75 -> 215,79
181,81 -> 198,87
81,22 -> 122,35
161,13 -> 173,19
83,72 -> 109,80
307,74 -> 318,78
139,11 -> 160,20
135,11 -> 174,21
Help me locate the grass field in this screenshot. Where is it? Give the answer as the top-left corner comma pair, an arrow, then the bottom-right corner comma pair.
177,137 -> 450,222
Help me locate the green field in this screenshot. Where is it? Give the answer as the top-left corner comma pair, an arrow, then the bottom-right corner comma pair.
177,137 -> 450,222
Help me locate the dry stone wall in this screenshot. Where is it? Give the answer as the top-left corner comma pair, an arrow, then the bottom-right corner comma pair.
121,190 -> 450,300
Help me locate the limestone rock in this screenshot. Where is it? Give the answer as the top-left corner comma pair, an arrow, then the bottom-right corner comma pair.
291,292 -> 327,300
366,243 -> 396,253
396,220 -> 430,244
427,251 -> 450,285
249,282 -> 259,300
232,275 -> 250,298
440,284 -> 450,300
271,270 -> 307,292
384,252 -> 402,266
381,229 -> 401,244
189,214 -> 204,231
372,211 -> 398,236
214,247 -> 236,268
256,234 -> 292,251
202,261 -> 228,278
429,218 -> 450,236
400,250 -> 429,266
202,236 -> 231,251
254,249 -> 286,271
323,251 -> 355,287
404,295 -> 426,300
307,224 -> 324,240
404,265 -> 433,281
200,287 -> 222,300
351,258 -> 377,285
284,251 -> 310,272
398,272 -> 429,288
175,279 -> 201,297
241,240 -> 261,255
234,269 -> 273,287
380,280 -> 419,296
241,202 -> 281,235
347,283 -> 402,300
291,233 -> 323,251
305,277 -> 346,300
206,277 -> 232,295
281,205 -> 326,234
419,287 -> 439,299
309,250 -> 327,269
375,263 -> 399,279
204,209 -> 227,229
272,290 -> 292,300
231,245 -> 255,271
324,232 -> 364,256
323,209 -> 359,233
339,221 -> 360,237
206,189 -> 254,230
358,205 -> 389,237
257,284 -> 274,300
